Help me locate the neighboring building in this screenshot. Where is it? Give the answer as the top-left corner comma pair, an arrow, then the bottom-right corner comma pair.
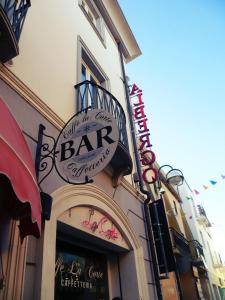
0,1 -> 163,299
180,181 -> 225,300
148,168 -> 211,300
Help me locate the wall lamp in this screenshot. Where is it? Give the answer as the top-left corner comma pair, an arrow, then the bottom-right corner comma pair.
157,164 -> 184,191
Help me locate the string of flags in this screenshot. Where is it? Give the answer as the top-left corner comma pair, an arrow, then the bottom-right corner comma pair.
191,174 -> 225,196
183,174 -> 225,220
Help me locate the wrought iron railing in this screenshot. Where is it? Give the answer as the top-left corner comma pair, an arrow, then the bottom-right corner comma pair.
0,0 -> 31,41
170,227 -> 190,254
75,80 -> 129,149
189,240 -> 204,258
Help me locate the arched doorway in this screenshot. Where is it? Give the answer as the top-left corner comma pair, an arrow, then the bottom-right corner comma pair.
40,184 -> 149,300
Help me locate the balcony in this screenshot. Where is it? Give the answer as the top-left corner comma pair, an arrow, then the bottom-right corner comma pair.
189,240 -> 208,271
189,240 -> 204,258
213,262 -> 224,269
0,0 -> 30,63
170,227 -> 190,256
196,205 -> 211,227
170,227 -> 192,273
74,80 -> 133,184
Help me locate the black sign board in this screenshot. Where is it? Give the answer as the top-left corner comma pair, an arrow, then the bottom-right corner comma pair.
55,242 -> 109,300
149,198 -> 175,274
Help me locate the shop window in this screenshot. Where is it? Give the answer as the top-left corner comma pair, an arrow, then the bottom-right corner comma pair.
79,0 -> 105,44
55,240 -> 109,300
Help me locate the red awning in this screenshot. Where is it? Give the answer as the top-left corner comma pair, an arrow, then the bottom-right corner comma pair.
0,97 -> 42,239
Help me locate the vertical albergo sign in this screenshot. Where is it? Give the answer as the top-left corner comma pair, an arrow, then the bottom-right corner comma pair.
129,84 -> 157,184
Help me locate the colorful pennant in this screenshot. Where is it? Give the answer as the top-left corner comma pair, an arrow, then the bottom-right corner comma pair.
193,189 -> 200,195
191,173 -> 225,196
209,180 -> 217,185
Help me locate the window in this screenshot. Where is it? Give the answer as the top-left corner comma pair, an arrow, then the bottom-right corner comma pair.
76,40 -> 109,112
79,0 -> 105,44
80,60 -> 100,109
199,231 -> 205,247
173,200 -> 178,216
207,241 -> 215,265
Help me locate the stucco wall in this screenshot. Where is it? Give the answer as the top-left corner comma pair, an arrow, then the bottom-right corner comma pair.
9,0 -> 126,123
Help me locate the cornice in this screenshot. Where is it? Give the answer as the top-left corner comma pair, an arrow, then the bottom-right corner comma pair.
95,0 -> 141,63
0,65 -> 65,130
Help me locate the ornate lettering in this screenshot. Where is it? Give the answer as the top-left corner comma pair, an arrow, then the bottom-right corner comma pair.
82,209 -> 120,240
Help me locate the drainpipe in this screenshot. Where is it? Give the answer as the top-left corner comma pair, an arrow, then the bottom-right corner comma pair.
118,42 -> 163,300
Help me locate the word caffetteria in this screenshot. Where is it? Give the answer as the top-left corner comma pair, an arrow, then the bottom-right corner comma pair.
67,148 -> 110,178
129,84 -> 157,184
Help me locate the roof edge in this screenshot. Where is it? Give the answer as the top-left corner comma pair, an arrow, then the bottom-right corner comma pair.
96,0 -> 142,63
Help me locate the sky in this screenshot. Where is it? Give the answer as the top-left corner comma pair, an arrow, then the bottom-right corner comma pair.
119,0 -> 225,260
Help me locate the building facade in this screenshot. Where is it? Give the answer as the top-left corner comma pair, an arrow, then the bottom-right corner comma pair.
148,168 -> 210,300
180,181 -> 225,300
0,1 -> 161,299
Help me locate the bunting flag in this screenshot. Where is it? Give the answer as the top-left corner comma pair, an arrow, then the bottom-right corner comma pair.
193,189 -> 200,195
203,185 -> 209,190
191,172 -> 225,195
209,180 -> 217,185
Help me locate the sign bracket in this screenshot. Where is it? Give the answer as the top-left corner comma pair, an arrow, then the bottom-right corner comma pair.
35,107 -> 97,188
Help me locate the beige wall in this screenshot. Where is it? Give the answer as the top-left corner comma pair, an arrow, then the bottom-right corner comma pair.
6,0 -> 137,185
10,0 -> 126,123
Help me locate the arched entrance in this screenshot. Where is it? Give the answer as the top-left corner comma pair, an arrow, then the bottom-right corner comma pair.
40,184 -> 149,300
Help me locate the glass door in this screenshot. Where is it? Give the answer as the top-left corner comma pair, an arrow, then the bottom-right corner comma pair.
55,240 -> 109,300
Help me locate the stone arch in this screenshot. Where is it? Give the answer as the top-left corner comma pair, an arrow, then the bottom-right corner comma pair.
40,184 -> 149,300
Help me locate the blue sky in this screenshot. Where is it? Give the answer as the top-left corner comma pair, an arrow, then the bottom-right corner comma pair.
119,0 -> 225,259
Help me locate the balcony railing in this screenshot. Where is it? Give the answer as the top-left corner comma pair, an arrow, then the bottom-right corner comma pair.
189,240 -> 204,259
170,227 -> 190,255
196,205 -> 211,227
0,0 -> 30,41
170,227 -> 192,273
74,80 -> 132,182
75,80 -> 129,150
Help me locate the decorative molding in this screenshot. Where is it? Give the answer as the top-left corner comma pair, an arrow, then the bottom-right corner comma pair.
41,184 -> 150,300
51,184 -> 141,249
0,65 -> 65,130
